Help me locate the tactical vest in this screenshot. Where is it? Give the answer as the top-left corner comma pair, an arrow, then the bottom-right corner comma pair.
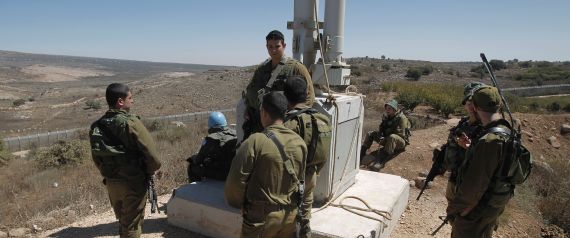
285,108 -> 332,173
200,127 -> 238,180
90,112 -> 142,178
460,120 -> 533,208
380,112 -> 411,143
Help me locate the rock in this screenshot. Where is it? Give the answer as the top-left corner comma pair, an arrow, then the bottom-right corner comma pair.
414,177 -> 433,189
561,124 -> 570,135
528,138 -> 533,142
89,204 -> 95,210
52,182 -> 59,188
429,142 -> 440,149
171,121 -> 186,128
32,224 -> 42,232
521,130 -> 533,138
8,228 -> 30,237
418,171 -> 429,177
409,180 -> 415,187
534,160 -> 555,177
547,136 -> 561,148
0,231 -> 6,238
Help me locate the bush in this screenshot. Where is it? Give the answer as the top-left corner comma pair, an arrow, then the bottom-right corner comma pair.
420,65 -> 433,75
547,102 -> 561,112
519,61 -> 532,68
395,93 -> 422,111
145,120 -> 165,132
405,68 -> 422,81
381,63 -> 391,72
470,65 -> 486,79
489,59 -> 506,70
12,99 -> 26,107
536,61 -> 553,68
564,104 -> 570,112
33,140 -> 90,169
84,99 -> 102,110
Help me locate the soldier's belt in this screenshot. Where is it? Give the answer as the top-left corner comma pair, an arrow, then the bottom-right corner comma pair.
247,201 -> 297,214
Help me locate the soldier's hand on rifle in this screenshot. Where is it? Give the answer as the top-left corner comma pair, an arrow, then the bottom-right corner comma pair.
456,132 -> 470,149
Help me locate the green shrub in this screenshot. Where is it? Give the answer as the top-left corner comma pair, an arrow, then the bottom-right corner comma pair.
395,93 -> 422,111
470,65 -> 486,79
381,63 -> 391,72
12,99 -> 26,107
564,104 -> 570,112
420,65 -> 433,75
84,99 -> 102,110
547,102 -> 561,112
489,59 -> 506,70
536,61 -> 553,68
405,68 -> 422,81
34,140 -> 90,169
144,120 -> 165,132
519,61 -> 532,68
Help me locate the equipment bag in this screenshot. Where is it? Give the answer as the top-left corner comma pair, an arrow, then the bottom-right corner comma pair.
488,127 -> 533,185
285,108 -> 332,172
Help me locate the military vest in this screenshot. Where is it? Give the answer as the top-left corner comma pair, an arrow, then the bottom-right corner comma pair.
284,108 -> 332,173
89,110 -> 142,178
380,111 -> 411,143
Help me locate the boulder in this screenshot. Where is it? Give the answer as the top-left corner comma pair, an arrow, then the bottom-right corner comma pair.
414,177 -> 433,189
561,124 -> 570,135
8,228 -> 30,237
547,136 -> 561,149
0,231 -> 7,238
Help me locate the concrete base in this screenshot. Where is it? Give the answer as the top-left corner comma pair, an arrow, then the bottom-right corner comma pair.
166,170 -> 409,238
167,180 -> 242,238
311,170 -> 409,238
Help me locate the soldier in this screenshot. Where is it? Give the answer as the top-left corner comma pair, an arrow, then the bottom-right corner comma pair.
283,76 -> 332,238
225,92 -> 307,238
443,82 -> 486,203
89,83 -> 161,238
360,99 -> 411,170
187,111 -> 237,182
447,86 -> 513,238
242,30 -> 315,140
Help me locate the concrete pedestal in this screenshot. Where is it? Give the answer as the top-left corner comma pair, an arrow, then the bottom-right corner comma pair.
167,170 -> 408,238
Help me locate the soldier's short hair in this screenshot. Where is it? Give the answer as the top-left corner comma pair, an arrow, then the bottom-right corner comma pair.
105,83 -> 130,107
262,91 -> 288,120
266,30 -> 285,43
284,76 -> 307,105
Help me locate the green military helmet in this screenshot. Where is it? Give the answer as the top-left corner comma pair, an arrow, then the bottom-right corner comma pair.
462,82 -> 487,105
385,99 -> 398,111
472,86 -> 501,112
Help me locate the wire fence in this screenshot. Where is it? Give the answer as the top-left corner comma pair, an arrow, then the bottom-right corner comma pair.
2,108 -> 234,152
503,84 -> 570,97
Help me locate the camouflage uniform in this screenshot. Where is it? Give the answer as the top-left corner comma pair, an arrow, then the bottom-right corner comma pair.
443,116 -> 483,202
187,127 -> 237,182
284,106 -> 332,238
361,110 -> 410,166
242,56 -> 315,138
90,109 -> 161,238
447,86 -> 514,238
225,124 -> 307,238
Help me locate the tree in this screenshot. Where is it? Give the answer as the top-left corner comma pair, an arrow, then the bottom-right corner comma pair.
405,68 -> 421,81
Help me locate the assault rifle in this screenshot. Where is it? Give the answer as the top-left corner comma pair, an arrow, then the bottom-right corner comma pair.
416,145 -> 447,200
148,175 -> 159,214
430,215 -> 451,236
479,53 -> 515,126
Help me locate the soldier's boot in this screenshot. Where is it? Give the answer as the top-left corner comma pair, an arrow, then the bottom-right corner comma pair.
371,150 -> 391,171
359,145 -> 369,162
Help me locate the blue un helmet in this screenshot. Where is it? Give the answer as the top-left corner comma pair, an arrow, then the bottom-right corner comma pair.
208,111 -> 227,129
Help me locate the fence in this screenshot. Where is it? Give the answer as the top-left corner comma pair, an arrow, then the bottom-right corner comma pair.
2,108 -> 234,152
503,84 -> 570,97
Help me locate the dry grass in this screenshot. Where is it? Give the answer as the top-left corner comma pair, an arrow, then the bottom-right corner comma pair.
0,120 -> 210,230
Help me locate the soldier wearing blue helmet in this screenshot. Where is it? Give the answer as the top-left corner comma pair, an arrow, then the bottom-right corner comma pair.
187,111 -> 237,182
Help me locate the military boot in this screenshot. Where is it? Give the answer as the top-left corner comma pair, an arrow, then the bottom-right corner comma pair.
359,145 -> 369,162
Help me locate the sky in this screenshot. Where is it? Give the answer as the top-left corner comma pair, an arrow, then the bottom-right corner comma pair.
1,0 -> 569,66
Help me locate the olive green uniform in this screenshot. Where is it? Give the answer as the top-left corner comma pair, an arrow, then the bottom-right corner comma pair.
90,109 -> 161,238
444,116 -> 483,202
447,120 -> 512,238
284,107 -> 332,238
362,111 -> 409,164
242,56 -> 315,138
187,127 -> 237,182
225,124 -> 307,238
